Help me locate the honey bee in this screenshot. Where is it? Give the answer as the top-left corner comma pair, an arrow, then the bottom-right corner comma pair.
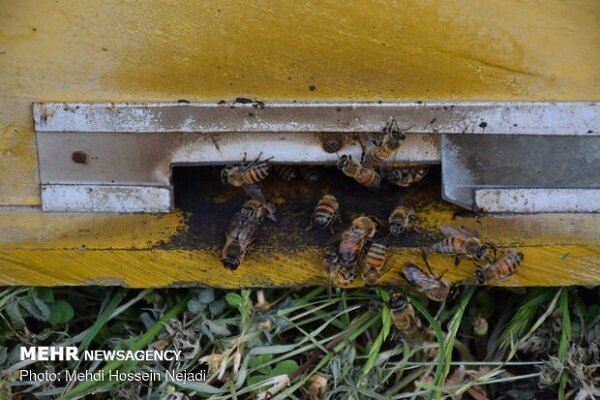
363,119 -> 409,168
430,225 -> 496,266
273,165 -> 298,181
221,153 -> 272,187
388,206 -> 417,236
388,166 -> 430,187
300,166 -> 321,183
241,198 -> 276,222
475,250 -> 524,284
337,227 -> 370,268
361,242 -> 389,285
308,194 -> 340,233
389,292 -> 424,340
322,250 -> 340,294
402,252 -> 451,302
221,211 -> 258,270
324,216 -> 377,289
338,155 -> 382,191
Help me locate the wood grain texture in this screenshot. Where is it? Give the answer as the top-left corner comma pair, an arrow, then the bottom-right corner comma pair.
0,246 -> 597,288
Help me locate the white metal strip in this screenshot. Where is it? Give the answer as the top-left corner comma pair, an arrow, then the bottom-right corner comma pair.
34,101 -> 599,135
41,185 -> 172,213
475,189 -> 600,213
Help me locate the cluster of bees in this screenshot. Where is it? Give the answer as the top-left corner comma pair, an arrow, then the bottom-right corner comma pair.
218,119 -> 525,340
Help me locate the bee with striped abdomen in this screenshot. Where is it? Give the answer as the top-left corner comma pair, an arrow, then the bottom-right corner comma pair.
402,251 -> 451,302
430,225 -> 496,266
389,292 -> 424,341
338,155 -> 382,191
308,194 -> 340,233
388,166 -> 430,187
221,153 -> 272,187
339,216 -> 376,267
324,216 -> 377,289
475,250 -> 524,284
337,227 -> 369,268
363,119 -> 409,168
273,165 -> 299,182
361,242 -> 389,285
388,205 -> 417,236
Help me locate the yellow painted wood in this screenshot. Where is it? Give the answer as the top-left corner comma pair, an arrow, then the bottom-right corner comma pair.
0,246 -> 598,288
1,1 -> 599,287
1,206 -> 599,288
1,0 -> 599,205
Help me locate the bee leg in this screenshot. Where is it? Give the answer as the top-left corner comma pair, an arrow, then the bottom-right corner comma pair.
420,249 -> 432,269
487,242 -> 498,262
304,221 -> 314,232
454,255 -> 460,267
422,250 -> 439,276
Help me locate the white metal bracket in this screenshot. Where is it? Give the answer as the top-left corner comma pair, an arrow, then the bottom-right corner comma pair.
34,101 -> 600,213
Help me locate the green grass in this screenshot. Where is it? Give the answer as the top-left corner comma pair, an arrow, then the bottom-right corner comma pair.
0,285 -> 597,399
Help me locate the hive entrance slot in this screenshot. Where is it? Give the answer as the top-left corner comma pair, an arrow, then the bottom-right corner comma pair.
167,165 -> 448,253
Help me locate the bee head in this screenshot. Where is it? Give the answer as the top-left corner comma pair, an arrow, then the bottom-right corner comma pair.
337,155 -> 351,169
240,205 -> 257,221
474,269 -> 485,285
388,222 -> 403,237
477,241 -> 496,262
391,130 -> 407,141
465,239 -> 481,255
220,167 -> 231,184
221,257 -> 240,271
515,251 -> 524,262
389,292 -> 408,312
323,251 -> 339,264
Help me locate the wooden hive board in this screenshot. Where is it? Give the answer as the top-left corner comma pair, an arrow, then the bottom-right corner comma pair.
1,0 -> 599,287
1,167 -> 599,288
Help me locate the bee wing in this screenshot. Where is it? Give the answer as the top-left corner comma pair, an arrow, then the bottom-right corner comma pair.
242,183 -> 267,204
458,225 -> 480,238
439,224 -> 469,239
236,219 -> 258,246
226,212 -> 243,238
403,264 -> 444,291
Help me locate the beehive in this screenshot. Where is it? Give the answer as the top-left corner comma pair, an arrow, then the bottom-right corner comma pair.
1,0 -> 599,287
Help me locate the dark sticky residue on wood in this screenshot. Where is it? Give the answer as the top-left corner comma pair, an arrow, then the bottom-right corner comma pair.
157,166 -> 450,252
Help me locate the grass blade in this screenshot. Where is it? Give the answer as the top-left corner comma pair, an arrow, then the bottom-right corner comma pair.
558,289 -> 571,400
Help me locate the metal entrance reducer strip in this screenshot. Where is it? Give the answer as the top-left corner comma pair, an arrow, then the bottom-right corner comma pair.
34,101 -> 600,213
